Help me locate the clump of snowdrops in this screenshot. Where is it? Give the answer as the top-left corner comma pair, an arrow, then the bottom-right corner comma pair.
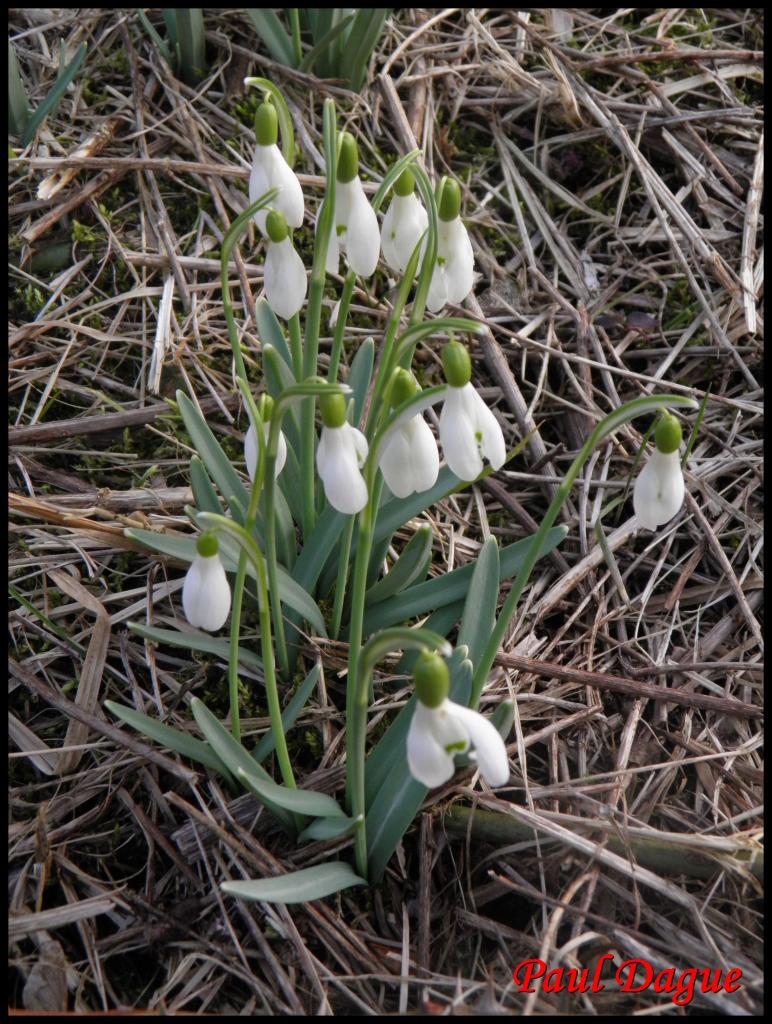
106,80 -> 697,903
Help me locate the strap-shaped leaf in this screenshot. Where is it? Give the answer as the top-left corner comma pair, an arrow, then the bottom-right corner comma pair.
176,391 -> 250,524
365,525 -> 433,606
347,8 -> 390,92
190,698 -> 293,828
292,503 -> 346,595
263,345 -> 301,455
221,862 -> 366,904
245,9 -> 297,67
236,766 -> 345,819
255,299 -> 295,377
128,622 -> 263,674
298,12 -> 355,73
362,526 -> 567,634
105,700 -> 232,779
457,536 -> 500,672
189,455 -> 222,515
22,41 -> 87,147
347,336 -> 374,428
299,814 -> 362,843
252,662 -> 320,764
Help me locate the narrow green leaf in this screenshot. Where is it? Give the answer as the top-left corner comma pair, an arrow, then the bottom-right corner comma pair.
347,8 -> 390,92
298,814 -> 362,843
162,9 -> 179,49
22,42 -> 87,147
189,455 -> 222,515
190,698 -> 293,828
252,663 -> 320,764
222,862 -> 366,904
457,536 -> 500,672
175,8 -> 206,85
292,503 -> 346,595
237,766 -> 345,818
362,527 -> 568,634
263,345 -> 300,455
8,41 -> 31,137
127,622 -> 263,674
176,391 -> 250,524
245,9 -> 297,67
255,298 -> 295,376
105,700 -> 232,778
347,336 -> 374,428
137,10 -> 173,68
365,525 -> 433,606
298,12 -> 355,73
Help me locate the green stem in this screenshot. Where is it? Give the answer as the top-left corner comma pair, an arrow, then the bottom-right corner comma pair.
288,312 -> 303,381
227,556 -> 248,742
330,517 -> 355,640
262,443 -> 290,681
470,393 -> 698,708
289,9 -> 302,66
328,270 -> 356,382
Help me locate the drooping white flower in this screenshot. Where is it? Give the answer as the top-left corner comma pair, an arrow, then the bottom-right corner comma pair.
263,210 -> 307,320
438,341 -> 505,481
633,412 -> 685,530
406,651 -> 509,789
426,177 -> 475,313
378,368 -> 439,498
330,132 -> 380,278
381,168 -> 428,274
244,420 -> 287,482
249,102 -> 304,236
316,393 -> 369,515
182,536 -> 231,632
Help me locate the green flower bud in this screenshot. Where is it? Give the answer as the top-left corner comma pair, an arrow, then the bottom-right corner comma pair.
394,167 -> 415,197
255,102 -> 278,146
258,393 -> 274,420
320,392 -> 347,429
337,132 -> 359,184
438,177 -> 461,223
265,209 -> 289,243
442,340 -> 472,388
414,651 -> 450,709
655,411 -> 682,454
196,532 -> 219,558
390,367 -> 419,409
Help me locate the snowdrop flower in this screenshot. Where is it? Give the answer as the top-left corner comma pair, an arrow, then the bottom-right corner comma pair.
249,101 -> 304,236
325,132 -> 380,278
244,395 -> 287,483
426,177 -> 475,313
263,209 -> 307,320
439,341 -> 506,481
182,534 -> 231,632
316,392 -> 369,515
407,651 -> 509,789
381,168 -> 428,275
633,412 -> 685,530
379,368 -> 439,498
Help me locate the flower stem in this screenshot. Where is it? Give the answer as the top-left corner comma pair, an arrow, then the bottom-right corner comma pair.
288,312 -> 302,381
328,270 -> 355,383
330,516 -> 355,640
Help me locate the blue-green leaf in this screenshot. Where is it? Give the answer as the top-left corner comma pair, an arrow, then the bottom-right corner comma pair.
189,455 -> 223,515
457,536 -> 500,672
365,525 -> 433,606
245,9 -> 297,67
222,862 -> 366,904
22,42 -> 87,147
256,299 -> 295,377
298,814 -> 362,843
127,622 -> 263,674
347,336 -> 374,428
236,766 -> 345,818
252,662 -> 320,764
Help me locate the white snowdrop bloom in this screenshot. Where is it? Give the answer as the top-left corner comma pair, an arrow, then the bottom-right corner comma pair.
333,132 -> 380,278
426,178 -> 475,313
263,210 -> 307,320
406,652 -> 509,789
316,393 -> 369,515
633,412 -> 685,530
381,168 -> 428,274
249,102 -> 304,236
438,341 -> 505,481
378,369 -> 439,498
244,420 -> 287,483
182,536 -> 231,632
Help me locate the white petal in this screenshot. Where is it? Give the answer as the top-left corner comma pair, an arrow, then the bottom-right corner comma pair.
264,237 -> 307,320
316,207 -> 340,276
316,426 -> 368,515
275,428 -> 288,478
405,415 -> 440,492
342,178 -> 380,278
426,261 -> 448,313
379,428 -> 415,498
381,193 -> 428,274
406,702 -> 458,788
380,199 -> 401,273
441,217 -> 475,304
464,384 -> 506,470
346,423 -> 369,466
440,387 -> 483,481
249,144 -> 304,235
633,449 -> 684,530
444,701 -> 509,787
182,554 -> 231,631
245,423 -> 258,482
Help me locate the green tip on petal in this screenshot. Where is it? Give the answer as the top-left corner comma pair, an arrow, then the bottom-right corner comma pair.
196,532 -> 219,558
320,392 -> 347,429
337,132 -> 359,183
394,167 -> 415,197
390,367 -> 419,408
265,208 -> 289,243
655,411 -> 682,454
438,177 -> 461,222
414,651 -> 450,709
255,102 -> 278,146
442,340 -> 472,388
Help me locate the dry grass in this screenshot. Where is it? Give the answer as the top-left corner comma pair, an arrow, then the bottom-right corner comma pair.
9,8 -> 763,1014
